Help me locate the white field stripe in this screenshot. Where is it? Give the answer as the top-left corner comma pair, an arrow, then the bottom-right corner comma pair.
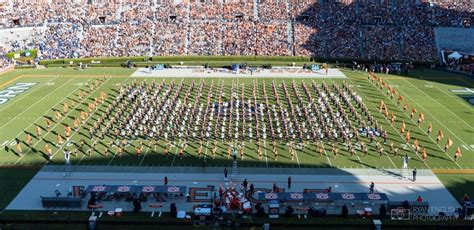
294,144 -> 301,168
170,140 -> 182,167
357,77 -> 429,169
263,140 -> 269,168
0,76 -> 60,113
13,78 -> 90,164
346,77 -> 414,168
402,78 -> 473,129
254,77 -> 268,167
321,144 -> 333,167
0,76 -> 69,129
138,142 -> 152,166
61,79 -> 116,164
387,79 -> 471,147
380,80 -> 464,168
425,80 -> 473,111
397,84 -> 462,168
74,77 -> 125,165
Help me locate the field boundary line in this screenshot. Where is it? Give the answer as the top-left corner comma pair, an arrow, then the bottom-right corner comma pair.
138,142 -> 152,167
0,75 -> 24,89
12,77 -> 88,164
370,77 -> 463,169
401,78 -> 473,129
432,169 -> 474,174
0,76 -> 66,129
385,78 -> 470,147
349,77 -> 429,169
345,78 -> 400,169
0,75 -> 61,113
74,77 -> 125,165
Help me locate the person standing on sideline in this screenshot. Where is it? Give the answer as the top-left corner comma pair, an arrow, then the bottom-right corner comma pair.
288,176 -> 292,189
369,182 -> 375,193
164,176 -> 168,185
402,154 -> 410,168
412,168 -> 417,182
224,168 -> 228,180
243,179 -> 248,191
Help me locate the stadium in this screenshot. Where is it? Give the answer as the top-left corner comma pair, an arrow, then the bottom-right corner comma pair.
0,0 -> 473,229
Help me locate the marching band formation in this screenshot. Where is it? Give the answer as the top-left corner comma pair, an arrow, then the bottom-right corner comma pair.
12,74 -> 463,166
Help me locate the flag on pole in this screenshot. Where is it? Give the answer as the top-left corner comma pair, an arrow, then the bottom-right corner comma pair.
446,138 -> 453,147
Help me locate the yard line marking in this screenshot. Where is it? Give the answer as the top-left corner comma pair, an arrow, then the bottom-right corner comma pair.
386,79 -> 471,147
349,77 -> 428,169
170,140 -> 182,167
0,76 -> 60,113
138,142 -> 152,166
74,77 -> 127,165
372,77 -> 465,168
0,76 -> 68,129
424,80 -> 473,111
381,81 -> 464,168
321,144 -> 333,167
255,77 -> 268,168
263,140 -> 269,168
402,78 -> 473,129
13,78 -> 91,164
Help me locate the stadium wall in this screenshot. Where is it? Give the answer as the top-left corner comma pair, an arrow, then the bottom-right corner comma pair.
38,56 -> 433,69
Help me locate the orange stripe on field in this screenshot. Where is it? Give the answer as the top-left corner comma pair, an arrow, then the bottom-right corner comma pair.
433,169 -> 474,174
0,75 -> 24,89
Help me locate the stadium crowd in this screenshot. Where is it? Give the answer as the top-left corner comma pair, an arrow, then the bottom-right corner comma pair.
0,0 -> 472,61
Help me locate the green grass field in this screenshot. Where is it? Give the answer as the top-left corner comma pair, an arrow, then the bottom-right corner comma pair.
0,67 -> 473,170
0,66 -> 473,228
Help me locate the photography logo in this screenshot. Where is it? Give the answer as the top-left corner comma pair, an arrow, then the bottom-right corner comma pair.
391,208 -> 411,220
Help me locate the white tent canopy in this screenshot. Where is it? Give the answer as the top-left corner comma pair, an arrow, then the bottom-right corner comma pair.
448,51 -> 463,60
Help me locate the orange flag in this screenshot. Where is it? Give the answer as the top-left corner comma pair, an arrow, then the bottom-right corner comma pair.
405,130 -> 411,142
419,112 -> 425,121
446,138 -> 453,147
422,148 -> 427,160
438,130 -> 444,138
428,123 -> 432,133
379,100 -> 385,110
412,108 -> 417,114
455,147 -> 462,157
414,139 -> 419,148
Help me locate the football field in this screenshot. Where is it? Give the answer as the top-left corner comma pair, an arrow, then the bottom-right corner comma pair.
0,67 -> 473,171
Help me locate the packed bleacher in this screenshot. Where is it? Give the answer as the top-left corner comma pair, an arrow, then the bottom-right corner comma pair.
0,0 -> 472,62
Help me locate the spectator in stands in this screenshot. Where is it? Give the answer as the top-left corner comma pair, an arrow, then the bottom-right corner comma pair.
1,1 -> 470,62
